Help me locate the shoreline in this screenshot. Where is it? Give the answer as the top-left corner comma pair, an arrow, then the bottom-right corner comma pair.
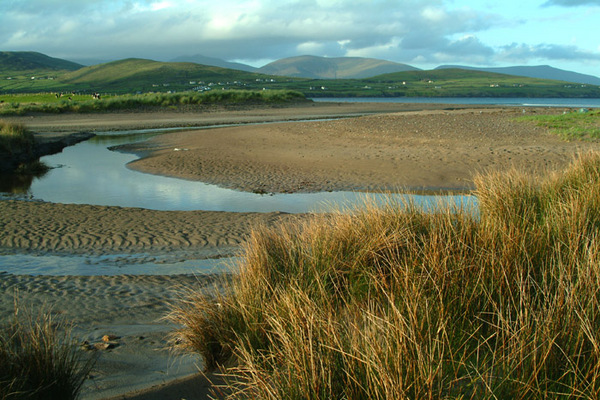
1,102 -> 599,399
0,130 -> 95,172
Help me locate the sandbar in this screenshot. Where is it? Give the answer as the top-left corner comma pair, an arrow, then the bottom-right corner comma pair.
123,107 -> 597,193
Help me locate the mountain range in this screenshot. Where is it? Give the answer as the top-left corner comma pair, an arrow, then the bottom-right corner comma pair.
255,55 -> 418,79
171,54 -> 600,84
1,51 -> 600,100
168,54 -> 419,78
2,51 -> 599,85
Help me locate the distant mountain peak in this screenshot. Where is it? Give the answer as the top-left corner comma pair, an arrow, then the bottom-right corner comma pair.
257,55 -> 420,79
170,54 -> 257,72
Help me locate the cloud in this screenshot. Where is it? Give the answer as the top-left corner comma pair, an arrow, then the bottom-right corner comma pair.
542,0 -> 600,6
498,43 -> 600,62
0,0 -> 501,64
441,35 -> 496,60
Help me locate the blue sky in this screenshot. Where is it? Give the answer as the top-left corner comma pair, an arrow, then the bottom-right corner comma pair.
1,0 -> 599,77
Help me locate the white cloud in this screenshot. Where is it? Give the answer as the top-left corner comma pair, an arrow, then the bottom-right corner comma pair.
2,0 -> 500,62
297,41 -> 328,55
498,43 -> 600,62
150,1 -> 173,11
421,6 -> 447,22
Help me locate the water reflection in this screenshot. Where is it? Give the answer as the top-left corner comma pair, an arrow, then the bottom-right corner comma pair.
0,128 -> 477,275
0,161 -> 50,194
90,129 -> 166,145
0,172 -> 36,194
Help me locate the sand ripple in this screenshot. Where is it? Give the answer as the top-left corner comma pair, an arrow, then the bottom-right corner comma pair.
0,200 -> 301,256
0,273 -> 220,327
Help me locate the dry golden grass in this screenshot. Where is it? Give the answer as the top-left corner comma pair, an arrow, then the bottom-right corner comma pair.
170,152 -> 600,399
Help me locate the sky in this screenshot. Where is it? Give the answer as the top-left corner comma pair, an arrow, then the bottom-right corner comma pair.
1,0 -> 600,77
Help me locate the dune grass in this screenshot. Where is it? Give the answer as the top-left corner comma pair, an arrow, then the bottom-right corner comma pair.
0,120 -> 49,174
0,307 -> 95,400
170,152 -> 600,399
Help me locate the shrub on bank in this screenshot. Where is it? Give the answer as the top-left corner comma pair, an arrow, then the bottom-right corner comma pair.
170,152 -> 600,399
0,121 -> 34,155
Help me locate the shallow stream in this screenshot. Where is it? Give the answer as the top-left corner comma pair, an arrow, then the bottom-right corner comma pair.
6,128 -> 474,213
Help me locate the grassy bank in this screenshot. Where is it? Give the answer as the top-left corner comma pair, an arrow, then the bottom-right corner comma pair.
0,90 -> 307,115
170,152 -> 600,399
520,108 -> 600,140
0,120 -> 51,174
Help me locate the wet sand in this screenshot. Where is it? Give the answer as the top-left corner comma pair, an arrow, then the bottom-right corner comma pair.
0,200 -> 299,257
1,102 -> 598,399
1,101 -> 482,133
0,272 -> 227,399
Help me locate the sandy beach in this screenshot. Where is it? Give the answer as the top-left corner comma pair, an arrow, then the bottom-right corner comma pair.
1,102 -> 598,399
0,101 -> 491,133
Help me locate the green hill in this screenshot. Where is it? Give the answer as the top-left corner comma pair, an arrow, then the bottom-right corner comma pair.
59,58 -> 273,92
62,58 -> 260,83
0,51 -> 84,93
0,57 -> 300,94
380,67 -> 593,85
0,51 -> 82,72
436,64 -> 600,86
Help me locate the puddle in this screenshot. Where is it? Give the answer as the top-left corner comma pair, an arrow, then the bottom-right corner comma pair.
0,253 -> 240,276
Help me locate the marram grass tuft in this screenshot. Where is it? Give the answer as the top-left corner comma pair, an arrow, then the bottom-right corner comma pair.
170,152 -> 600,399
